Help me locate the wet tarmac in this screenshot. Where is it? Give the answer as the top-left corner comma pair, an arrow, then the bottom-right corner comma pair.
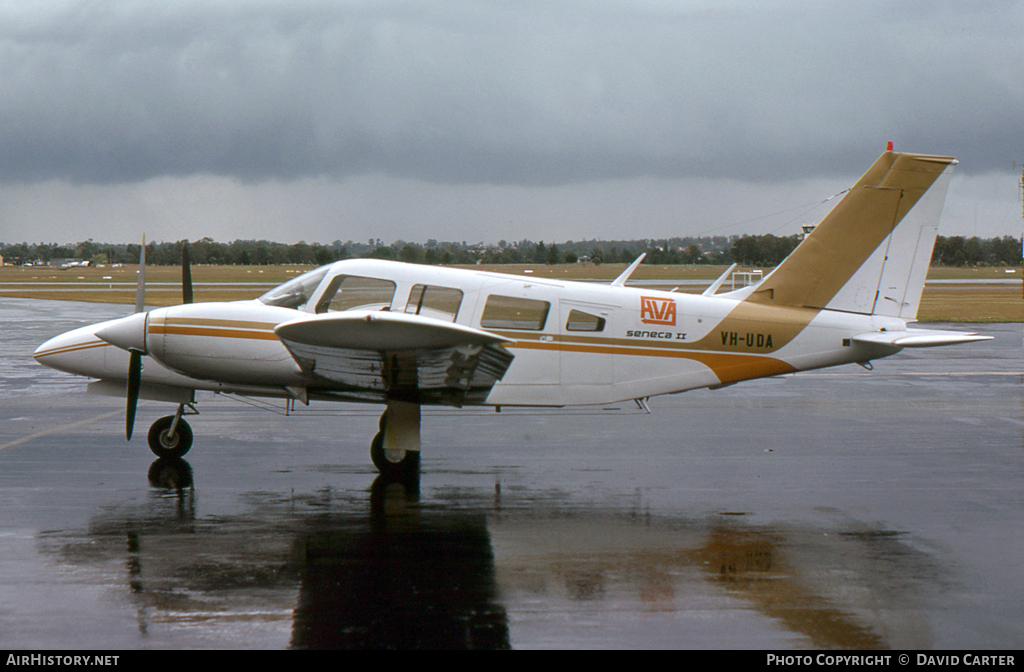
1,298 -> 1022,649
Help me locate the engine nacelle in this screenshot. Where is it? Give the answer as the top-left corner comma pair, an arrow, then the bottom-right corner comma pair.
145,302 -> 308,387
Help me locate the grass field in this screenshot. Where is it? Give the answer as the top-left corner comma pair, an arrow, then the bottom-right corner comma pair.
917,288 -> 1023,322
1,262 -> 1020,322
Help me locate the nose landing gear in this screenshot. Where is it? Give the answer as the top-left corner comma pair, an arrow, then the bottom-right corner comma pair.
146,404 -> 196,459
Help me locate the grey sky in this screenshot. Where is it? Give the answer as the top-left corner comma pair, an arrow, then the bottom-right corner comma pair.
1,0 -> 1022,245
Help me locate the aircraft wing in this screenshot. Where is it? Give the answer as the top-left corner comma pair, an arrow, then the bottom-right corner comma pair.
852,328 -> 992,348
274,311 -> 516,405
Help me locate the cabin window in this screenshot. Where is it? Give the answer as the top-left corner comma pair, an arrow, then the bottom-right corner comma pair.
404,285 -> 463,322
480,295 -> 550,330
315,275 -> 397,313
565,309 -> 605,332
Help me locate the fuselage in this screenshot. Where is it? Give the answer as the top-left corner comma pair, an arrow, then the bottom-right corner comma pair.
34,258 -> 905,407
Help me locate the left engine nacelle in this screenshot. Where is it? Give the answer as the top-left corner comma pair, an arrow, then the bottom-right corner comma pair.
144,302 -> 308,387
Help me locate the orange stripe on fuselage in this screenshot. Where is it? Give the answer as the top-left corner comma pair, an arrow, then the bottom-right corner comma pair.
146,317 -> 794,385
507,340 -> 795,385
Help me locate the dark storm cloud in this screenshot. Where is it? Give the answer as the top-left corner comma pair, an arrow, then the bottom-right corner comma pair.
1,0 -> 1021,186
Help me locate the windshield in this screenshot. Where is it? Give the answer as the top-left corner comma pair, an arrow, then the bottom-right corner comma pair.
258,266 -> 331,309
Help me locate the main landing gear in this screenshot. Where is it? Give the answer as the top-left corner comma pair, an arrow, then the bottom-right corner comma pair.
146,404 -> 195,459
138,399 -> 421,477
370,400 -> 421,480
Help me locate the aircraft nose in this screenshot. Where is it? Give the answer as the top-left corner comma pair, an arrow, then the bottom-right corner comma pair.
95,312 -> 148,353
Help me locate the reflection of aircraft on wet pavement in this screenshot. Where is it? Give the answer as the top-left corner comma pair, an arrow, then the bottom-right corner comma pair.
34,150 -> 989,477
40,468 -> 934,649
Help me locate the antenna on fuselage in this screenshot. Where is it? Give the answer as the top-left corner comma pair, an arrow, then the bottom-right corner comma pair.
702,263 -> 738,297
611,253 -> 647,287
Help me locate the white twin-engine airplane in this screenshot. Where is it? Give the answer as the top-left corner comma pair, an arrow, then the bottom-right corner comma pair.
35,150 -> 990,477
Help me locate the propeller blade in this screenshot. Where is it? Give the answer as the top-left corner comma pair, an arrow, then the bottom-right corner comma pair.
181,240 -> 193,304
126,349 -> 142,440
134,234 -> 146,313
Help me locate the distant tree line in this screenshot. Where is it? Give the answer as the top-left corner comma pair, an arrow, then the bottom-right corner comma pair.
0,236 -> 736,267
0,238 -> 344,267
726,233 -> 1021,267
1,234 -> 1019,268
930,235 -> 1021,267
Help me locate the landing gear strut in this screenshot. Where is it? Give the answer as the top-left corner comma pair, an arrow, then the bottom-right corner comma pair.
370,400 -> 421,479
147,404 -> 194,459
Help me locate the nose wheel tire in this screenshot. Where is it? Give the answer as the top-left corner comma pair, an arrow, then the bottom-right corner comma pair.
147,416 -> 193,459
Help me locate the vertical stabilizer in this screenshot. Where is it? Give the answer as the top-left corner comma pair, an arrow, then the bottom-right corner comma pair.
741,151 -> 956,318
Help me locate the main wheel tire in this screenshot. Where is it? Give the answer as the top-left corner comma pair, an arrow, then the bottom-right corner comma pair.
147,416 -> 193,459
370,430 -> 420,478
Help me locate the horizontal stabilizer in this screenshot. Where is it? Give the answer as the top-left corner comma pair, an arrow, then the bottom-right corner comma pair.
852,329 -> 992,348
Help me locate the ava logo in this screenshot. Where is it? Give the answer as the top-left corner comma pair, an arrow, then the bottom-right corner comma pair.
640,296 -> 676,326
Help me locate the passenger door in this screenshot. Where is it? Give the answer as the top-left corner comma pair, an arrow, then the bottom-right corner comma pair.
559,301 -> 614,386
476,281 -> 560,385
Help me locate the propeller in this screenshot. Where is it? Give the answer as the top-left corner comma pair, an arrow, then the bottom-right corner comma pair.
126,348 -> 142,440
122,236 -> 193,439
182,239 -> 193,304
128,235 -> 146,439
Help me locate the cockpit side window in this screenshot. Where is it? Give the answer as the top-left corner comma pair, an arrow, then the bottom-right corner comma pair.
315,275 -> 397,314
404,284 -> 463,322
258,266 -> 331,310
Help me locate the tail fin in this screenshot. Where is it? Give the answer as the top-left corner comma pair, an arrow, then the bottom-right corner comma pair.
738,151 -> 956,319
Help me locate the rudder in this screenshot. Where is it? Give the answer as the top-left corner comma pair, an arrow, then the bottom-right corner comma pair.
740,151 -> 956,318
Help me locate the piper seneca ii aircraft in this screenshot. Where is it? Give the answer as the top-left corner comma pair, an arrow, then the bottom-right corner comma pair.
34,150 -> 990,478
